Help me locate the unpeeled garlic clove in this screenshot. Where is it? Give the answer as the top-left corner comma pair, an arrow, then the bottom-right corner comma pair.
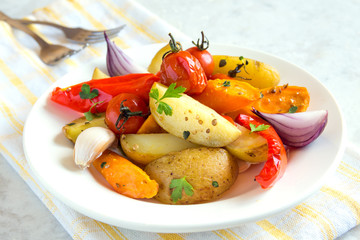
74,127 -> 116,169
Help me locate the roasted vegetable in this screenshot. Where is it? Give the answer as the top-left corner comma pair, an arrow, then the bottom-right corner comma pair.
252,109 -> 328,147
212,55 -> 280,89
136,114 -> 165,134
50,73 -> 159,114
92,67 -> 109,79
74,127 -> 115,169
147,43 -> 171,74
120,133 -> 200,165
252,85 -> 310,113
226,124 -> 268,163
192,79 -> 260,114
105,32 -> 147,76
149,82 -> 242,147
236,114 -> 287,189
62,113 -> 107,143
159,34 -> 207,95
93,150 -> 159,199
144,147 -> 238,204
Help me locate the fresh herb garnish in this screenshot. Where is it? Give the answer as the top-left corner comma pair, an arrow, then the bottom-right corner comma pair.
149,83 -> 186,116
260,91 -> 264,99
222,80 -> 231,87
250,123 -> 270,132
183,131 -> 190,140
79,84 -> 103,121
289,106 -> 298,113
170,177 -> 194,203
100,162 -> 107,168
212,181 -> 219,187
79,84 -> 99,99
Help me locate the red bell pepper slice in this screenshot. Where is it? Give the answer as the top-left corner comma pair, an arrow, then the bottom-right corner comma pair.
50,73 -> 159,113
235,114 -> 287,189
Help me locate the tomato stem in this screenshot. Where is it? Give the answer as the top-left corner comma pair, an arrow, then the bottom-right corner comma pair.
192,31 -> 209,50
162,33 -> 182,59
115,100 -> 147,132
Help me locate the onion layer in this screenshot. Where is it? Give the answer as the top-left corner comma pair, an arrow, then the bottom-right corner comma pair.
105,32 -> 147,77
252,108 -> 328,148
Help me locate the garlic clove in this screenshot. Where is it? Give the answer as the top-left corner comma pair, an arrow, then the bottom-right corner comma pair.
74,127 -> 116,169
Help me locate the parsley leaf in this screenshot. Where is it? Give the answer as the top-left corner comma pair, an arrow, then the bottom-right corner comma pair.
149,88 -> 159,101
83,101 -> 104,121
79,84 -> 103,121
170,177 -> 194,203
289,106 -> 298,113
162,83 -> 186,99
222,80 -> 231,87
212,181 -> 219,187
79,84 -> 99,99
157,101 -> 172,115
149,83 -> 186,116
250,123 -> 270,132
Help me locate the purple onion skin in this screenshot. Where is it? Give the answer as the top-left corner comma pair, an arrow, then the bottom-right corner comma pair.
104,32 -> 147,77
252,108 -> 328,148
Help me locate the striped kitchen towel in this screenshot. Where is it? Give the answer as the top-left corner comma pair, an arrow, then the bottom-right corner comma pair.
0,0 -> 359,239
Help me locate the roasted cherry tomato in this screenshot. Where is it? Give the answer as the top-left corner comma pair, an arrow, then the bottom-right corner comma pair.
186,31 -> 214,78
105,93 -> 149,134
235,114 -> 287,189
159,33 -> 207,95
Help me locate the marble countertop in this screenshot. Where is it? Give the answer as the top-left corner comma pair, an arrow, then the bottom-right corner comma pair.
0,0 -> 359,239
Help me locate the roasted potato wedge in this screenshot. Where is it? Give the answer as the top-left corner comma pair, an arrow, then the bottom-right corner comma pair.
149,82 -> 242,147
62,113 -> 107,143
147,43 -> 171,74
145,147 -> 239,204
92,67 -> 109,79
120,133 -> 200,165
226,125 -> 268,163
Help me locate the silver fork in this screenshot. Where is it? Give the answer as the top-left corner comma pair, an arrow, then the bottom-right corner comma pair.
17,19 -> 126,43
1,12 -> 86,65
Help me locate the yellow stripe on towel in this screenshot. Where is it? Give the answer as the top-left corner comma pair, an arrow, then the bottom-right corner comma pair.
321,186 -> 360,224
0,100 -> 24,134
256,220 -> 293,240
0,22 -> 57,84
0,59 -> 38,105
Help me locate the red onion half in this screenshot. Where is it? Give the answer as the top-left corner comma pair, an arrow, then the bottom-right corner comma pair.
252,108 -> 328,148
105,32 -> 147,77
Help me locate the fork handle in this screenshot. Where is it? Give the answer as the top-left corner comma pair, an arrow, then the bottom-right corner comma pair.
18,19 -> 68,31
0,12 -> 49,48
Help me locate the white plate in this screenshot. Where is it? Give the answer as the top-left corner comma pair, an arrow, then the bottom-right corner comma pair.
23,43 -> 345,233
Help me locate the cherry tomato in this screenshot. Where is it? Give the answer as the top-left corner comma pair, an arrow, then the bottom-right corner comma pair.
186,31 -> 214,77
186,47 -> 214,77
105,93 -> 149,134
159,34 -> 207,95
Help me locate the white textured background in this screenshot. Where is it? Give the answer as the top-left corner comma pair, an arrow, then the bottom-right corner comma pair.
0,0 -> 359,239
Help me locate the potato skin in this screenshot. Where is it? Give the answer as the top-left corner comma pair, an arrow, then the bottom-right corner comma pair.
62,113 -> 107,143
144,147 -> 238,204
120,133 -> 200,165
225,125 -> 268,163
